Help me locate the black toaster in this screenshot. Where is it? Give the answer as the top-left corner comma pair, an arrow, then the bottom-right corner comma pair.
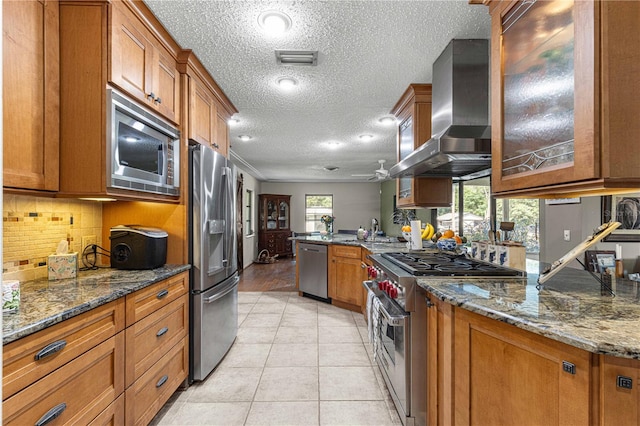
110,225 -> 168,270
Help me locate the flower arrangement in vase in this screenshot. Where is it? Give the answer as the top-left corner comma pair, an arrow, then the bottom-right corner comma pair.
320,215 -> 335,233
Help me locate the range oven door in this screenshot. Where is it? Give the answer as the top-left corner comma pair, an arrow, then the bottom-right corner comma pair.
364,281 -> 411,424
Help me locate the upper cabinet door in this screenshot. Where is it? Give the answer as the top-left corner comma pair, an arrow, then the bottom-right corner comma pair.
188,72 -> 217,148
3,0 -> 59,192
490,0 -> 640,197
111,5 -> 153,104
392,84 -> 452,208
110,2 -> 179,124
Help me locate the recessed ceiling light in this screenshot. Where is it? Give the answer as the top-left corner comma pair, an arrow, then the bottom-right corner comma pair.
228,118 -> 240,125
277,77 -> 298,90
359,134 -> 374,142
124,136 -> 139,143
323,166 -> 339,172
378,116 -> 396,125
238,135 -> 252,142
258,10 -> 291,35
326,141 -> 340,149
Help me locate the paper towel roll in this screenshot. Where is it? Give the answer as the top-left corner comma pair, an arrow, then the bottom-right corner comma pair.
410,220 -> 422,250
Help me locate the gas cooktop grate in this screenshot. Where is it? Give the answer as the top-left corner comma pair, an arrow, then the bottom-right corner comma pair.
381,252 -> 523,277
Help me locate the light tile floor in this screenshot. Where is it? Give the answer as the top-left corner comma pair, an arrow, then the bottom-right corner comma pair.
151,291 -> 402,426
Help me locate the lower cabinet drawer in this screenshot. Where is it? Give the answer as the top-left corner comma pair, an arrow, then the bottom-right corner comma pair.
88,394 -> 124,426
331,245 -> 361,259
3,299 -> 125,399
125,336 -> 188,426
125,272 -> 188,326
125,293 -> 188,387
3,333 -> 125,425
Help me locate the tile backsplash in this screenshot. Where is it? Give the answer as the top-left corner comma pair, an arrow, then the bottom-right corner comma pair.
3,194 -> 103,282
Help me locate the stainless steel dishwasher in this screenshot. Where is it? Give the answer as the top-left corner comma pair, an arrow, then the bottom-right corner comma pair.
298,243 -> 329,300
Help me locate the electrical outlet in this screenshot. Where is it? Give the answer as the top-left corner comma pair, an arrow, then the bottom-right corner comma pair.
81,235 -> 97,250
563,230 -> 571,241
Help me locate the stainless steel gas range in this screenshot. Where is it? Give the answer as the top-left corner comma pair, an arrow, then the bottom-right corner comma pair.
363,251 -> 525,426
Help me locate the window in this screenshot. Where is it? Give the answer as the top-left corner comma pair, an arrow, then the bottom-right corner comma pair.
436,178 -> 539,257
245,189 -> 253,236
305,195 -> 333,232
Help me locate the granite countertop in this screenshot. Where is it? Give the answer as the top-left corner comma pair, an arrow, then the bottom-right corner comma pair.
418,260 -> 640,359
2,264 -> 190,345
290,234 -> 412,254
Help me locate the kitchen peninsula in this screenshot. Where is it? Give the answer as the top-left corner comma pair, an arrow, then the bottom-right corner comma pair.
420,264 -> 640,425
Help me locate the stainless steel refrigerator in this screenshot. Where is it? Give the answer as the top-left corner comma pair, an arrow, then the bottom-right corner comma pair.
189,142 -> 239,382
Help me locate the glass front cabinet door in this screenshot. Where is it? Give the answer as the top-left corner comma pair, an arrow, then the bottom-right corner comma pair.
392,84 -> 452,208
490,0 -> 640,197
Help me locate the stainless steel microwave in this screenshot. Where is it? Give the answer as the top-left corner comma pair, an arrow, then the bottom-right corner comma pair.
107,88 -> 180,196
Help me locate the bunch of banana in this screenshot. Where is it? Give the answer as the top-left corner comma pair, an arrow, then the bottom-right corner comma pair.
421,223 -> 435,240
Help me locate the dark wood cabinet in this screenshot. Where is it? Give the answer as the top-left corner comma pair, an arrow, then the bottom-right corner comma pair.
258,194 -> 292,257
391,84 -> 452,208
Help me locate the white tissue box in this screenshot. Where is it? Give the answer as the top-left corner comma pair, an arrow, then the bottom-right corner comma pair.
48,253 -> 78,280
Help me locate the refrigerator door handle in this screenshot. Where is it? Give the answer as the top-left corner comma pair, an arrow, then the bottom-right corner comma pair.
221,165 -> 233,268
203,275 -> 239,304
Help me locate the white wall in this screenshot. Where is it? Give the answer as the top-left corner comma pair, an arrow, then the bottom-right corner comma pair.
541,195 -> 640,272
260,182 -> 381,233
236,166 -> 261,269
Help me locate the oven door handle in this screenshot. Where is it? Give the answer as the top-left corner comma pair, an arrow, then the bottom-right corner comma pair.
377,302 -> 407,326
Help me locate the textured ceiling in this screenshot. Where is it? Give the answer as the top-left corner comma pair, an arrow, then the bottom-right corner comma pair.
143,0 -> 491,182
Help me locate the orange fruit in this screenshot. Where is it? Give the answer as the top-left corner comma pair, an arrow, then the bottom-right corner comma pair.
443,229 -> 455,239
454,235 -> 462,244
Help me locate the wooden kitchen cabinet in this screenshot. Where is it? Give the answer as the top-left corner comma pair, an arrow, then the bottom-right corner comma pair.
489,0 -> 640,197
124,271 -> 189,425
3,0 -> 59,192
328,245 -> 364,311
110,0 -> 179,123
258,194 -> 293,257
453,308 -> 592,425
599,355 -> 639,426
2,300 -> 126,425
425,293 -> 454,426
58,0 -> 183,201
391,84 -> 452,208
3,334 -> 125,426
178,50 -> 238,157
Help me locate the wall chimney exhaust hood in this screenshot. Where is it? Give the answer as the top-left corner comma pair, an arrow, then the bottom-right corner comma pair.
390,39 -> 492,181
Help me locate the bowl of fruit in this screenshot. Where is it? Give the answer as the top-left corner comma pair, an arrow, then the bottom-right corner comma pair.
432,229 -> 466,251
436,238 -> 458,251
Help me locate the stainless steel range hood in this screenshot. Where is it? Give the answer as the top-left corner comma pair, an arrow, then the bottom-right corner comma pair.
390,39 -> 491,180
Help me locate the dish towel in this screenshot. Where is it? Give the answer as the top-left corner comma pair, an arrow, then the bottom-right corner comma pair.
366,289 -> 381,361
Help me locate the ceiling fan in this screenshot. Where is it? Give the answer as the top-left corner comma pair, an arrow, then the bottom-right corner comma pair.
352,160 -> 391,181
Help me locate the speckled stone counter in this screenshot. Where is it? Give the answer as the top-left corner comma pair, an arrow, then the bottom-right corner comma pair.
2,264 -> 190,345
418,261 -> 640,359
290,234 -> 411,254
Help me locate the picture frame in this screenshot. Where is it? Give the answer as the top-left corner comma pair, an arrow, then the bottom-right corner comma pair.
585,250 -> 616,273
602,194 -> 640,242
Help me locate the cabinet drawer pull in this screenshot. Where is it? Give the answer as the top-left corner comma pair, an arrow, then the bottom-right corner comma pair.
147,92 -> 156,101
156,374 -> 169,388
156,289 -> 169,299
156,327 -> 169,337
34,340 -> 67,361
213,143 -> 219,149
155,97 -> 162,104
425,297 -> 434,308
35,402 -> 66,426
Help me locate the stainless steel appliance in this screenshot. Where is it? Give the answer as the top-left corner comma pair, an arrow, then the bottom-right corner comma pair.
364,251 -> 525,425
297,242 -> 329,301
107,88 -> 180,196
189,142 -> 238,382
390,39 -> 492,180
